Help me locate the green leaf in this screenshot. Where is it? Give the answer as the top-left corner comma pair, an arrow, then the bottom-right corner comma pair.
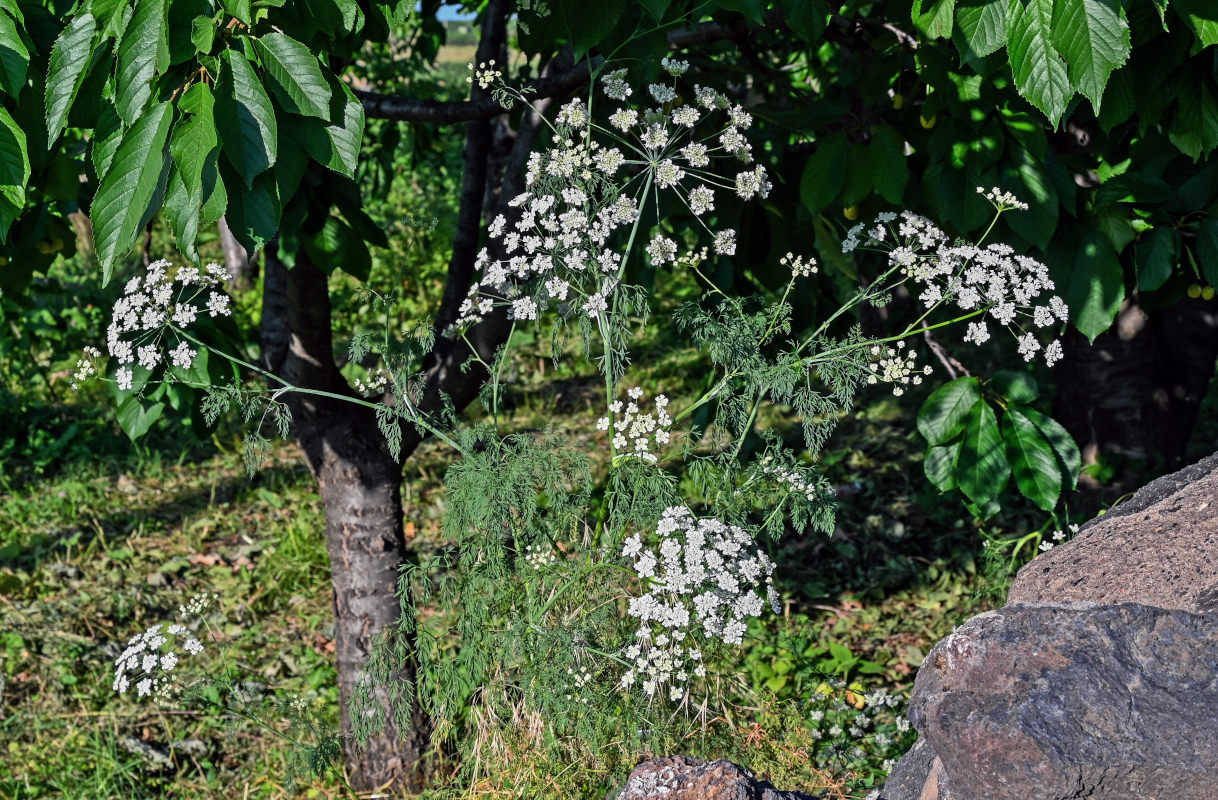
1019,406 -> 1081,490
1006,147 -> 1058,249
782,0 -> 827,41
1135,225 -> 1176,292
913,0 -> 955,39
91,102 -> 123,181
0,107 -> 27,241
215,49 -> 277,187
1195,218 -> 1218,289
799,132 -> 847,215
303,214 -> 370,280
989,370 -> 1038,404
561,0 -> 625,59
717,0 -> 765,25
869,126 -> 909,204
253,33 -> 330,120
165,93 -> 219,260
917,377 -> 982,445
303,71 -> 362,177
1048,0 -> 1130,112
219,0 -> 252,25
190,15 -> 214,54
956,400 -> 1010,506
115,0 -> 168,126
1065,230 -> 1124,342
116,392 -> 165,440
221,163 -> 278,252
91,101 -> 173,282
0,8 -> 30,96
199,149 -> 226,226
1174,0 -> 1218,48
1006,0 -> 1070,124
925,440 -> 961,491
1169,79 -> 1218,161
45,13 -> 98,145
1003,407 -> 1061,510
955,0 -> 1007,59
639,0 -> 670,21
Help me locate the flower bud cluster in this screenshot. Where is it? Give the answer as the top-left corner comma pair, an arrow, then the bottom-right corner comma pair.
841,199 -> 1067,368
781,252 -> 818,278
761,461 -> 820,503
100,260 -> 231,393
597,386 -> 671,462
866,340 -> 931,397
466,59 -> 501,90
452,65 -> 772,329
618,506 -> 779,701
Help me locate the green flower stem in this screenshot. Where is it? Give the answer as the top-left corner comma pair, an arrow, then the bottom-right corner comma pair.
173,330 -> 468,457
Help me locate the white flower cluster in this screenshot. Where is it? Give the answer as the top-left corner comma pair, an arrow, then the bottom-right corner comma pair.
112,622 -> 206,698
780,252 -> 818,278
522,542 -> 557,569
564,666 -> 593,703
866,340 -> 931,397
465,59 -> 501,90
977,185 -> 1029,211
597,386 -> 671,461
619,506 -> 778,701
452,66 -> 771,329
841,202 -> 1068,368
101,260 -> 231,393
761,462 -> 820,503
70,346 -> 103,389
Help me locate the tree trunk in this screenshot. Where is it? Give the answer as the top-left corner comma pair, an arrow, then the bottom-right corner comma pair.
262,253 -> 427,791
1054,295 -> 1218,497
218,216 -> 255,289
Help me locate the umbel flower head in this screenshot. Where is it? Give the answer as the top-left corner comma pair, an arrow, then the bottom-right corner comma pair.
619,506 -> 778,702
842,202 -> 1068,367
452,64 -> 772,330
112,592 -> 214,699
96,260 -> 232,392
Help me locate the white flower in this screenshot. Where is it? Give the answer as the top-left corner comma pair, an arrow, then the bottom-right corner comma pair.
963,321 -> 990,345
116,367 -> 134,391
136,678 -> 153,697
714,230 -> 736,256
160,652 -> 178,672
170,342 -> 197,369
184,639 -> 204,655
510,297 -> 538,320
661,57 -> 689,76
584,293 -> 608,320
172,304 -> 197,327
556,98 -> 588,128
609,109 -> 639,131
1016,332 -> 1040,361
681,142 -> 710,167
601,68 -> 632,100
687,185 -> 715,216
646,236 -> 677,265
649,83 -> 677,104
1044,339 -> 1064,367
671,106 -> 699,127
735,166 -> 771,199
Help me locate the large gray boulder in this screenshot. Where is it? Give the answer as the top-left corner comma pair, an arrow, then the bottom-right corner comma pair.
880,452 -> 1218,800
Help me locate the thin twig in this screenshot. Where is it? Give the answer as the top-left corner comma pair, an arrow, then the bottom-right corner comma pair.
921,319 -> 970,379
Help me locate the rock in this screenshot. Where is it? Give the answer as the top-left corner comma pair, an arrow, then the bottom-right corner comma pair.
873,738 -> 947,800
906,602 -> 1218,800
1009,453 -> 1218,612
613,756 -> 820,800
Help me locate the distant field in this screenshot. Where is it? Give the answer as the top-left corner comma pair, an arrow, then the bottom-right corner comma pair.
437,43 -> 479,65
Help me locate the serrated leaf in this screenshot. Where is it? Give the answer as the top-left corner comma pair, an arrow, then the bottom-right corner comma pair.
190,15 -> 213,53
0,8 -> 30,96
917,377 -> 982,445
1006,0 -> 1070,124
0,106 -> 29,189
221,163 -> 278,252
925,440 -> 962,491
913,0 -> 955,39
1195,218 -> 1218,289
1048,0 -> 1130,112
115,0 -> 167,125
561,0 -> 625,59
783,0 -> 827,41
92,101 -> 172,282
199,149 -> 226,226
1175,0 -> 1218,48
91,102 -> 123,180
1003,407 -> 1061,510
718,0 -> 765,24
303,214 -> 370,280
989,370 -> 1038,404
215,49 -> 277,187
1169,79 -> 1218,161
1065,229 -> 1124,342
253,33 -> 330,120
956,400 -> 1010,506
799,132 -> 847,215
1019,406 -> 1081,490
955,0 -> 1006,59
45,13 -> 98,144
303,71 -> 362,177
1135,225 -> 1176,292
639,0 -> 670,21
165,98 -> 218,260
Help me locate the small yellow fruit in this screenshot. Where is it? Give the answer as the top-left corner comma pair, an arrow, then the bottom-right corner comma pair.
892,93 -> 904,110
36,240 -> 54,254
920,114 -> 937,129
844,206 -> 859,220
1188,284 -> 1202,299
1203,286 -> 1215,301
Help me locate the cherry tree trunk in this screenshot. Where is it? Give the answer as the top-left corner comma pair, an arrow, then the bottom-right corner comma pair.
262,253 -> 426,791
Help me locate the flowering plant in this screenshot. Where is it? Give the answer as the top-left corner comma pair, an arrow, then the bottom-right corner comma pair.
83,58 -> 1077,789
